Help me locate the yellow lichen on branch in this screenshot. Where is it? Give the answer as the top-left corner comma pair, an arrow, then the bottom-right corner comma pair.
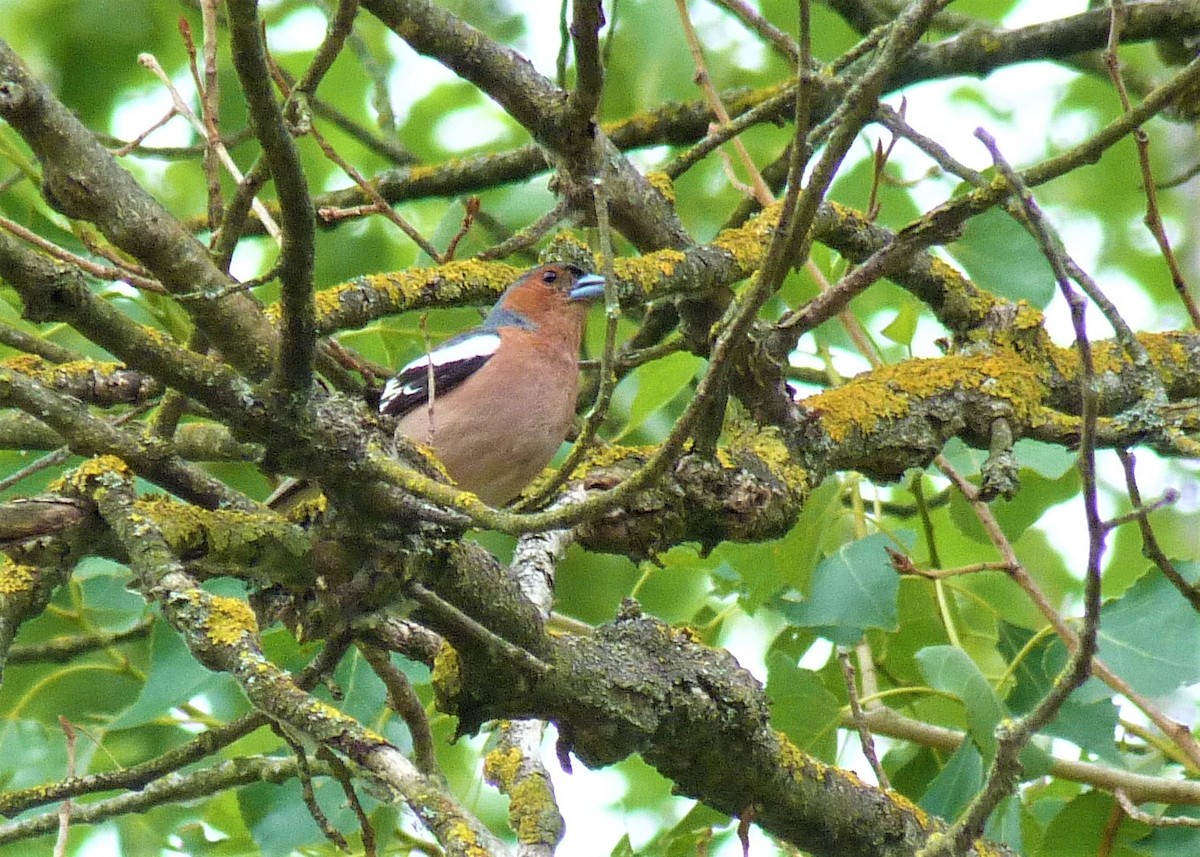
134,495 -> 311,570
484,743 -> 561,844
204,595 -> 258,646
52,455 -> 132,496
302,259 -> 521,326
808,350 -> 1048,443
0,556 -> 35,595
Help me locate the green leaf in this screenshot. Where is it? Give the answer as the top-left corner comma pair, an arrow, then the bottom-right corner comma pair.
0,720 -> 72,790
915,645 -> 1006,756
997,622 -> 1119,761
1096,562 -> 1200,697
109,619 -> 229,729
239,777 -> 371,857
610,835 -> 635,857
714,476 -> 842,614
949,204 -> 1056,308
765,653 -> 841,761
949,468 -> 1080,545
1013,438 -> 1077,479
880,300 -> 919,348
984,795 -> 1026,854
658,802 -> 729,857
334,648 -> 389,726
919,741 -> 982,820
775,532 -> 908,645
616,351 -> 704,440
1033,792 -> 1151,857
951,0 -> 1020,23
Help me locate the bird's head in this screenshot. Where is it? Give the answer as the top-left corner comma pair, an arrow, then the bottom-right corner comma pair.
489,263 -> 605,328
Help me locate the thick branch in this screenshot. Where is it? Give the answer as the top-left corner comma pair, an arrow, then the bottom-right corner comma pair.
893,1 -> 1200,88
0,413 -> 262,462
428,594 -> 1009,857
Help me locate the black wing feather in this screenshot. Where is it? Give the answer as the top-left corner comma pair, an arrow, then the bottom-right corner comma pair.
379,336 -> 497,418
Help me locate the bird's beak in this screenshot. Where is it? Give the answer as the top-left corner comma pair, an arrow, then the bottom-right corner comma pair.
568,272 -> 606,302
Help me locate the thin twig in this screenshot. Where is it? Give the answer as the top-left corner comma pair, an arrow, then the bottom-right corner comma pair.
1115,790 -> 1200,828
944,452 -> 1200,772
137,52 -> 281,243
441,196 -> 479,261
274,725 -> 349,850
1117,450 -> 1200,613
839,649 -> 890,789
53,717 -> 76,857
1098,800 -> 1126,857
0,214 -> 166,293
360,644 -> 440,777
475,199 -> 569,261
300,97 -> 443,261
898,561 -> 1015,580
108,108 -> 178,157
178,13 -> 224,230
317,745 -> 378,857
0,400 -> 155,493
874,101 -> 986,186
0,322 -> 82,364
663,84 -> 798,181
675,0 -> 774,206
923,129 -> 1107,855
709,0 -> 800,62
0,447 -> 71,494
295,0 -> 361,97
1103,1 -> 1200,327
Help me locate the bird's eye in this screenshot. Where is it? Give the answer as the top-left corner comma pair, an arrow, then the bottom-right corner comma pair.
542,269 -> 559,283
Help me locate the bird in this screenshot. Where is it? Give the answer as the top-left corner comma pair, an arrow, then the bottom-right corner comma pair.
379,263 -> 606,506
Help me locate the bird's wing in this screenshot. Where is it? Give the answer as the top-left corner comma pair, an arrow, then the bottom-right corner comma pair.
379,330 -> 500,417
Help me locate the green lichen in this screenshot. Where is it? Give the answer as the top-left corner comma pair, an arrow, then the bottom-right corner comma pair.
0,353 -> 48,374
1,355 -> 131,391
643,248 -> 687,280
569,443 -> 652,480
484,745 -> 562,844
776,729 -> 818,778
445,821 -> 488,857
610,256 -> 667,294
483,746 -> 522,789
1048,331 -> 1194,391
509,774 -> 560,843
297,260 -> 522,325
723,419 -> 808,489
133,495 -> 311,570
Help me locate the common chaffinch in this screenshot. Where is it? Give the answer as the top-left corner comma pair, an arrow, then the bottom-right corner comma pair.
380,263 -> 605,506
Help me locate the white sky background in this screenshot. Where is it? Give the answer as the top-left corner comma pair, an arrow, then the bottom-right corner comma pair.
100,0 -> 1200,854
